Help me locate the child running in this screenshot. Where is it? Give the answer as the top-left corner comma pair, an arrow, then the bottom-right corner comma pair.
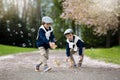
35,16 -> 57,72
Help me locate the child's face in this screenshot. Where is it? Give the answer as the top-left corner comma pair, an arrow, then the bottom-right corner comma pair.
65,33 -> 73,41
44,23 -> 52,29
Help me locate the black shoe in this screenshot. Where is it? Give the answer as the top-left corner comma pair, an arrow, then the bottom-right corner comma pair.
74,64 -> 77,68
35,64 -> 40,72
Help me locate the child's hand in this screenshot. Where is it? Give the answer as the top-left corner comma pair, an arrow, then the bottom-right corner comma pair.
49,42 -> 53,47
66,57 -> 70,62
66,58 -> 68,62
49,42 -> 57,49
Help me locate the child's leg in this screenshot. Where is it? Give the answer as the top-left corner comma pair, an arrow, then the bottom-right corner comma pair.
69,49 -> 76,67
78,55 -> 84,67
39,48 -> 52,72
78,48 -> 85,67
35,47 -> 48,71
69,55 -> 76,67
45,48 -> 49,60
43,49 -> 52,72
39,48 -> 49,66
38,47 -> 47,64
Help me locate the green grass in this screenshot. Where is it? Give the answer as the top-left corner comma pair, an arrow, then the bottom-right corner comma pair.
0,44 -> 37,56
85,46 -> 120,64
0,44 -> 120,65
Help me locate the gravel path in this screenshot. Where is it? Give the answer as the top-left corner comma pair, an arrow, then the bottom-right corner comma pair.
0,50 -> 120,80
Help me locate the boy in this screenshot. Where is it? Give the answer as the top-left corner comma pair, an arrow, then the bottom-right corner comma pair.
35,16 -> 57,72
64,28 -> 85,68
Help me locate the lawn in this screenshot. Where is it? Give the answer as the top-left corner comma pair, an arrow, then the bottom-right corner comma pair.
85,46 -> 120,64
0,44 -> 120,65
0,44 -> 37,56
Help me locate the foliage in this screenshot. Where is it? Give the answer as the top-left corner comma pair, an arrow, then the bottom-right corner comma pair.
51,0 -> 68,48
61,0 -> 120,35
1,0 -> 119,48
0,0 -> 41,47
41,0 -> 74,48
81,25 -> 106,48
0,13 -> 27,46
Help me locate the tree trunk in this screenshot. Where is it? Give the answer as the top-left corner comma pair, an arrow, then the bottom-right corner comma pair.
118,16 -> 120,46
71,20 -> 75,32
36,0 -> 41,23
106,31 -> 111,48
31,0 -> 41,47
118,30 -> 120,46
22,0 -> 27,20
118,24 -> 120,46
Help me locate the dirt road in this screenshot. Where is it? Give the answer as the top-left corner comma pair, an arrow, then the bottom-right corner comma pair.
0,50 -> 120,80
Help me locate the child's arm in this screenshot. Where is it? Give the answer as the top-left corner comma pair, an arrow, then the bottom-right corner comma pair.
66,42 -> 70,57
65,42 -> 71,61
76,40 -> 85,56
49,31 -> 57,49
49,32 -> 55,42
76,40 -> 85,61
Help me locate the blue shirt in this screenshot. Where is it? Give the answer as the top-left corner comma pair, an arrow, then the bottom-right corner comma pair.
36,26 -> 55,49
